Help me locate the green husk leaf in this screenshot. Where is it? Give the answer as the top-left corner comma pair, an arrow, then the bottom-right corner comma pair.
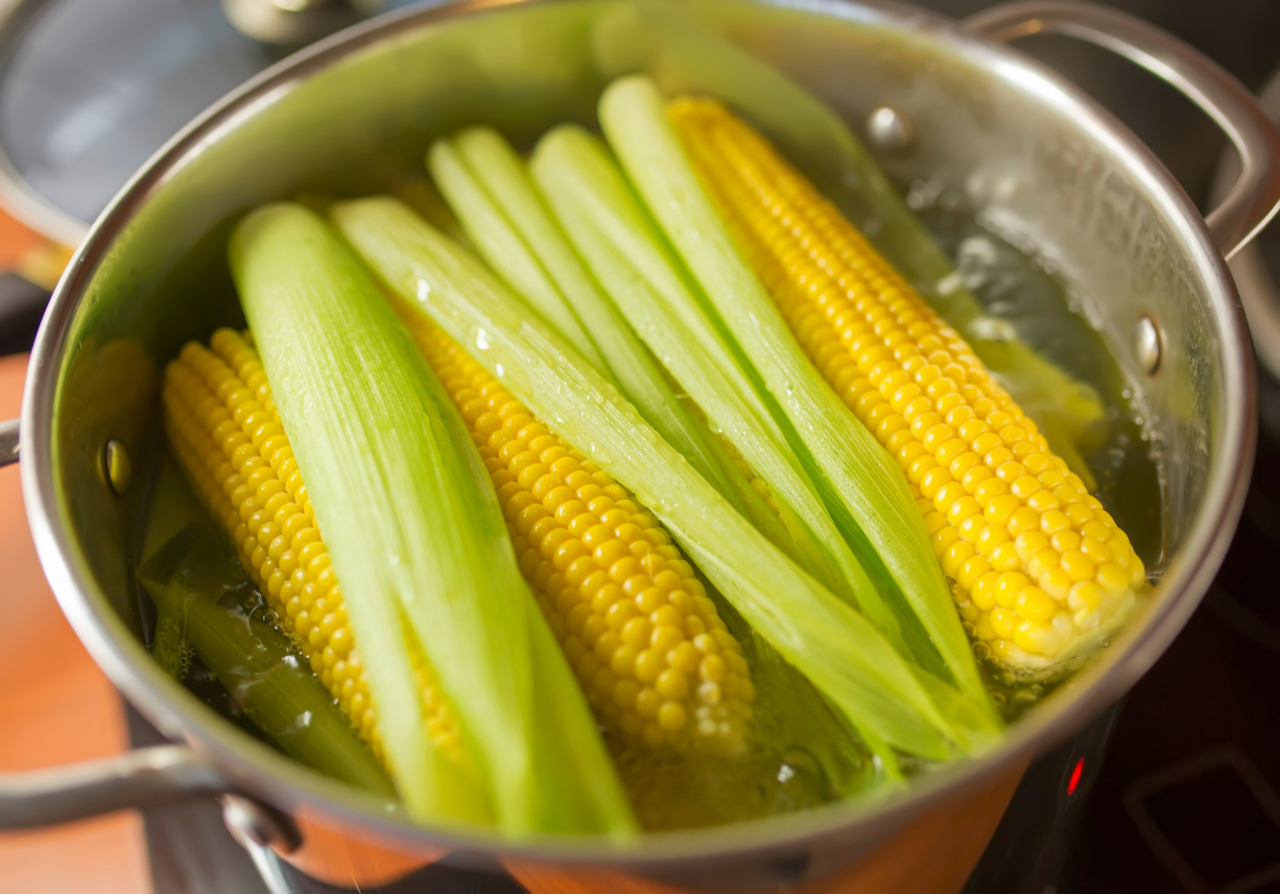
528,125 -> 901,648
430,126 -> 789,565
140,458 -> 395,796
428,137 -> 607,371
332,196 -> 962,761
229,203 -> 633,836
589,4 -> 1104,484
599,76 -> 992,717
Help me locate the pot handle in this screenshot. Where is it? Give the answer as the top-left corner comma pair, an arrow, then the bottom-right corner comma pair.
0,741 -> 301,849
0,272 -> 55,466
0,416 -> 16,467
0,743 -> 226,828
963,0 -> 1280,260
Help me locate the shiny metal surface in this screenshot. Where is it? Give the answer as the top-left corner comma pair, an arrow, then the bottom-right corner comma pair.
5,0 -> 1270,889
1220,70 -> 1280,378
222,794 -> 302,853
0,743 -> 229,828
1132,315 -> 1162,376
222,0 -> 385,46
0,0 -> 425,241
0,0 -> 88,243
102,437 -> 130,495
964,0 -> 1280,261
0,416 -> 16,466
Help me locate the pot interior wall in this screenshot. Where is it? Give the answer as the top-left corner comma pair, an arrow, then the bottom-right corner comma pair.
45,0 -> 1228,832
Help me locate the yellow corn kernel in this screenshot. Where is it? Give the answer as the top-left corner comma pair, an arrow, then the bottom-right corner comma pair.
396,303 -> 752,753
163,329 -> 462,764
672,98 -> 1147,674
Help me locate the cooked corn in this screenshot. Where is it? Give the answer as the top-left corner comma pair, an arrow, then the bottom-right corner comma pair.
163,329 -> 462,761
672,99 -> 1145,672
395,301 -> 753,753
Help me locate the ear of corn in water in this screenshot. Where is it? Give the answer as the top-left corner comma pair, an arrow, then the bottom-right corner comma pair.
144,69 -> 1153,834
666,96 -> 1147,673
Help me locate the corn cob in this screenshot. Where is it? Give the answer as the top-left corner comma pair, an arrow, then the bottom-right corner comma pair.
430,128 -> 791,562
162,329 -> 462,763
671,99 -> 1145,673
140,458 -> 396,795
335,195 -> 976,761
394,299 -> 753,754
600,79 -> 993,711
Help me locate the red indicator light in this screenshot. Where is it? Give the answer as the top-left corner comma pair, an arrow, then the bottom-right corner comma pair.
1067,757 -> 1085,795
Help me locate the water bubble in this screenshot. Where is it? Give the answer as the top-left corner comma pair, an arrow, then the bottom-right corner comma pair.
969,316 -> 1017,343
906,179 -> 943,210
937,271 -> 964,296
1010,688 -> 1039,713
781,746 -> 820,777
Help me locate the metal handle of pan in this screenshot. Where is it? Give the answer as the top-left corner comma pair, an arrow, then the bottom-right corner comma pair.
0,744 -> 226,828
0,416 -> 16,466
964,0 -> 1280,260
0,272 -> 54,467
1214,71 -> 1280,379
0,741 -> 300,849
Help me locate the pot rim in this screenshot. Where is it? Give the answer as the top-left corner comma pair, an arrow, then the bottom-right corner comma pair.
18,0 -> 1258,868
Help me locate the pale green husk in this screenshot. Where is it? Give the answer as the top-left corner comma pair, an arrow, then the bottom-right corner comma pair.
332,196 -> 971,760
432,129 -> 909,780
428,137 -> 606,372
529,126 -> 901,647
229,203 -> 634,836
598,76 -> 991,714
428,126 -> 789,565
588,3 -> 1104,486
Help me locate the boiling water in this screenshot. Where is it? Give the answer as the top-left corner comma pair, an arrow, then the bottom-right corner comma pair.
137,202 -> 1163,829
914,200 -> 1163,562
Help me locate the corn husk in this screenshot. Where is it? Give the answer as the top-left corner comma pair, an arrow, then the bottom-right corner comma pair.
229,203 -> 634,835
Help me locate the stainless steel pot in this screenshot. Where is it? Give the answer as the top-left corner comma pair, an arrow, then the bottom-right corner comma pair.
2,1 -> 1276,890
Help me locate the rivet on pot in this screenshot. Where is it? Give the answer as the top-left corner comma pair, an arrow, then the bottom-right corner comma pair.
222,794 -> 301,853
1132,314 -> 1162,375
866,106 -> 917,155
103,439 -> 132,495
